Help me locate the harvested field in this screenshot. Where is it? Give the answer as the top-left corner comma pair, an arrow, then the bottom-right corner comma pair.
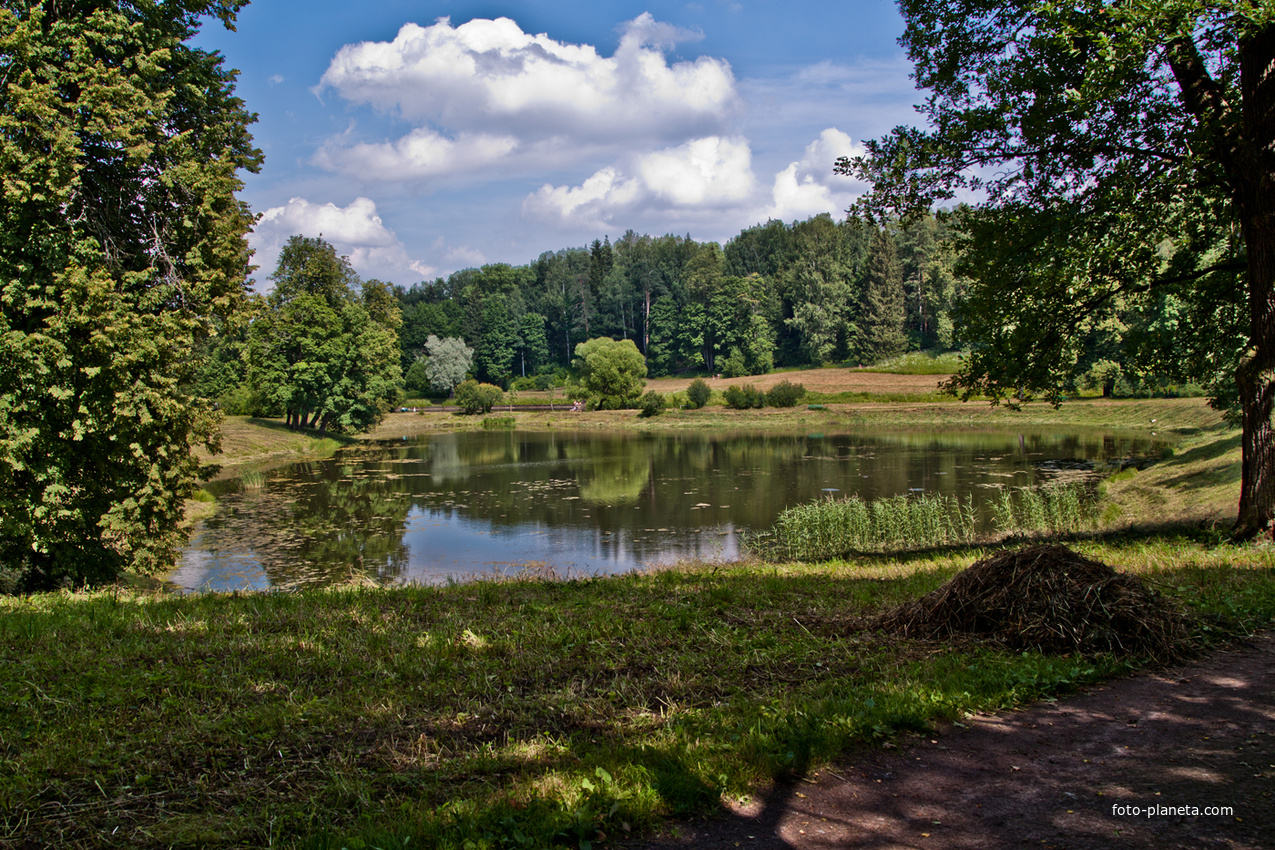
644,368 -> 948,396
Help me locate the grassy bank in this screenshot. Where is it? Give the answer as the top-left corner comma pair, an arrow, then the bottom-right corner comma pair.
102,392 -> 1244,847
2,537 -> 1272,849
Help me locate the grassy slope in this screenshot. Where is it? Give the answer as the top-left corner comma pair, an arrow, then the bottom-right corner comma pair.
3,540 -> 1272,849
52,379 -> 1247,848
10,423 -> 1266,850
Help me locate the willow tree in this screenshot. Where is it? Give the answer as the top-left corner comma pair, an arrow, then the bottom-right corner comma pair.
0,0 -> 260,589
843,2 -> 1274,536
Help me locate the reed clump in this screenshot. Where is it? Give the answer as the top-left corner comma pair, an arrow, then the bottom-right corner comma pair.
877,544 -> 1194,663
759,483 -> 1095,561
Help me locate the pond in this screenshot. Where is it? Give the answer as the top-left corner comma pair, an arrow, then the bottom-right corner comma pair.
171,428 -> 1164,591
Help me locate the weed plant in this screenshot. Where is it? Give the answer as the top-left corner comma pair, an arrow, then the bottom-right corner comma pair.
480,416 -> 517,430
760,483 -> 1096,561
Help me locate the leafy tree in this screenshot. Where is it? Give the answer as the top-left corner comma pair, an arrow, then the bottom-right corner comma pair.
423,334 -> 473,396
475,293 -> 517,386
515,312 -> 550,378
0,0 -> 260,589
248,237 -> 401,435
574,337 -> 647,409
843,2 -> 1275,536
453,379 -> 503,415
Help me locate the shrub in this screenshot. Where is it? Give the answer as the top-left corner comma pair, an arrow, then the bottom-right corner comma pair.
765,380 -> 806,408
685,378 -> 711,409
723,383 -> 765,409
638,390 -> 666,418
454,380 -> 503,414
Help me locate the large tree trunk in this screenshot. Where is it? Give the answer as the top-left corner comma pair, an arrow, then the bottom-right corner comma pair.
1233,26 -> 1275,538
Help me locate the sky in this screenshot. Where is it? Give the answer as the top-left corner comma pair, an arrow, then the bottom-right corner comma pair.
191,1 -> 921,289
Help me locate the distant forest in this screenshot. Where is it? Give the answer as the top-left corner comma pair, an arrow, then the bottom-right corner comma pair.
395,212 -> 965,389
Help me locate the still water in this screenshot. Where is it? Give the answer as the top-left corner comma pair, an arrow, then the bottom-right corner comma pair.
172,428 -> 1163,591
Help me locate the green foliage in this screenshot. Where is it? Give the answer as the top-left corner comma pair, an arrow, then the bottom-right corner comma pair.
637,390 -> 666,418
247,238 -> 402,435
684,378 -> 712,409
481,416 -> 516,430
0,0 -> 260,589
423,334 -> 473,396
859,228 -> 908,364
764,380 -> 806,408
574,337 -> 647,410
454,380 -> 503,415
843,1 -> 1274,531
761,484 -> 1096,561
722,384 -> 765,410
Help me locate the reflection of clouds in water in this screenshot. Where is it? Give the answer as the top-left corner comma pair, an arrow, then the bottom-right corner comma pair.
170,541 -> 270,592
398,507 -> 739,584
177,429 -> 1166,592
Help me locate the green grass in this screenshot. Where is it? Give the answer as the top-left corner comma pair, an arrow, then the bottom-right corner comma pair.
854,350 -> 967,374
3,538 -> 1273,849
755,483 -> 1096,561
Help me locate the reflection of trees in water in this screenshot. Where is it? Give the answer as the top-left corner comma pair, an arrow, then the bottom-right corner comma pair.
203,449 -> 413,587
190,429 -> 1167,590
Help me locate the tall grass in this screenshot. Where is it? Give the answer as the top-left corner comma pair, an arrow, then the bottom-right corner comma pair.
759,483 -> 1096,561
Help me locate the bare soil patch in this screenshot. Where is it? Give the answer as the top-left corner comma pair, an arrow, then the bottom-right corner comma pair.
627,632 -> 1275,850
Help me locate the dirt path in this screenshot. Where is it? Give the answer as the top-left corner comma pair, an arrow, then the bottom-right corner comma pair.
627,633 -> 1275,850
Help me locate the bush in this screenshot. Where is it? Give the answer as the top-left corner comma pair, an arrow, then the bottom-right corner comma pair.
638,390 -> 666,418
685,378 -> 711,409
454,380 -> 503,414
723,383 -> 765,409
765,380 -> 806,408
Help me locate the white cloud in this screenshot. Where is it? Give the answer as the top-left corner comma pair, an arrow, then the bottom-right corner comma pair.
314,129 -> 521,181
250,197 -> 433,287
315,13 -> 740,181
765,128 -> 866,222
522,130 -> 868,232
522,136 -> 756,229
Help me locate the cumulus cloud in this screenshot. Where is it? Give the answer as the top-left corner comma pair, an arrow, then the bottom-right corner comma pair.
522,129 -> 867,231
315,13 -> 740,181
522,136 -> 756,228
314,129 -> 521,181
765,128 -> 866,221
250,197 -> 434,287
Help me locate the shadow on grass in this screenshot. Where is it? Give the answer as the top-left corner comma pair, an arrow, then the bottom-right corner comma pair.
245,417 -> 360,444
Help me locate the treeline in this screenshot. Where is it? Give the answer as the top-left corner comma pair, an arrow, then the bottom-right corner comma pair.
395,212 -> 966,390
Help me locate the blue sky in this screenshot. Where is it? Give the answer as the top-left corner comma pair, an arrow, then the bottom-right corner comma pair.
193,1 -> 918,287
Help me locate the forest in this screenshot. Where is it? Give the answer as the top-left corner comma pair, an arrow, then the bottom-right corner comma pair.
195,209 -> 1198,415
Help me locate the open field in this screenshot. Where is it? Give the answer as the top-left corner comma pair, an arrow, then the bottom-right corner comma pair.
643,367 -> 947,397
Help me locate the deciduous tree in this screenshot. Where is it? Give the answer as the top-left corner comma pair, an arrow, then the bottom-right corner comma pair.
843,2 -> 1275,536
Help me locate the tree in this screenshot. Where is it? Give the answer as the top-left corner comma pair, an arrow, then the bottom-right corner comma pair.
423,334 -> 473,396
859,227 -> 908,364
0,0 -> 260,590
453,379 -> 503,414
573,337 -> 647,409
247,237 -> 401,435
842,3 -> 1275,536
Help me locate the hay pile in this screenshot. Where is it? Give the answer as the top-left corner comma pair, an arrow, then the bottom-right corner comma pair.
878,544 -> 1192,662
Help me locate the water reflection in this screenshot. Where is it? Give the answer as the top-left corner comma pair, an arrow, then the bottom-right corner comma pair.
173,428 -> 1162,591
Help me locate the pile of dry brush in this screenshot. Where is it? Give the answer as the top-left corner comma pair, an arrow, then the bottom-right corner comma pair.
878,544 -> 1193,663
